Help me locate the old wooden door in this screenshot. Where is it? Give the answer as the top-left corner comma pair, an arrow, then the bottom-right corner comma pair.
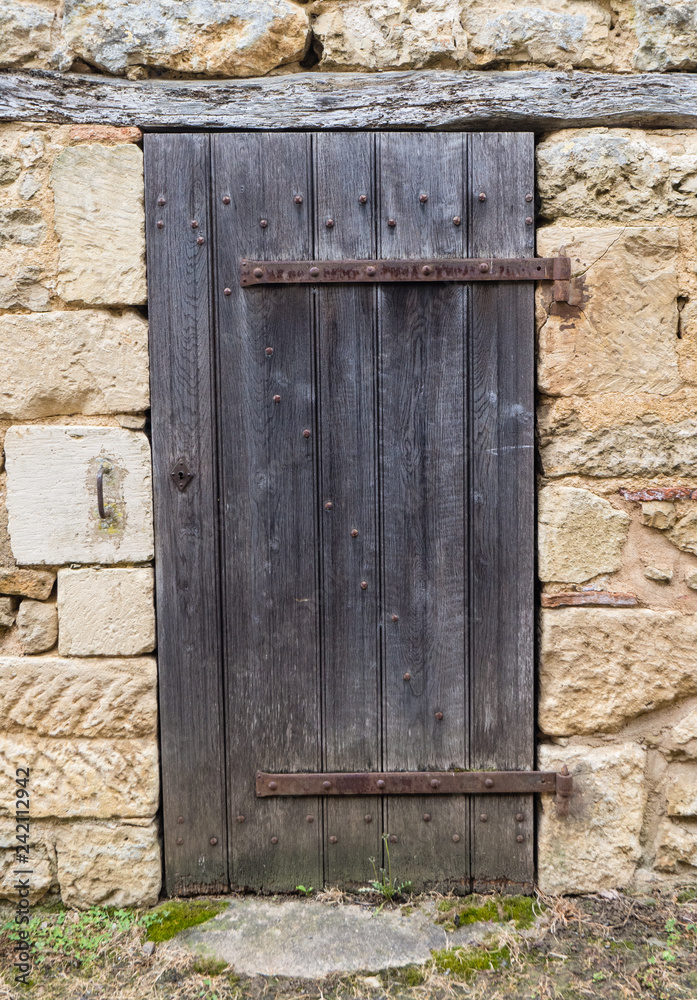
145,131 -> 534,896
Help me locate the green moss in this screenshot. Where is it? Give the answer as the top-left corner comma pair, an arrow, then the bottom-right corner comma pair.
437,898 -> 460,912
432,944 -> 510,979
142,900 -> 228,943
500,895 -> 539,929
456,899 -> 500,925
192,956 -> 230,977
384,964 -> 426,986
441,894 -> 540,930
678,888 -> 697,903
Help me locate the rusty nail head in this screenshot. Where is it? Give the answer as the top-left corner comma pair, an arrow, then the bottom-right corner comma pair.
260,219 -> 268,228
303,429 -> 311,438
516,834 -> 524,843
390,835 -> 398,844
480,814 -> 487,822
191,220 -> 199,228
452,834 -> 460,843
176,837 -> 183,845
403,672 -> 411,681
479,192 -> 487,202
388,218 -> 396,227
423,813 -> 431,822
351,528 -> 359,537
366,265 -> 376,276
329,835 -> 338,844
364,814 -> 372,823
271,836 -> 278,844
431,779 -> 440,789
325,501 -> 333,510
322,780 -> 331,790
560,764 -> 570,776
156,220 -> 164,229
309,266 -> 320,277
326,219 -> 334,228
484,778 -> 494,788
516,813 -> 524,822
306,815 -> 314,823
237,815 -> 245,823
224,287 -> 231,296
392,614 -> 399,622
453,216 -> 461,226
377,779 -> 386,789
294,195 -> 303,204
435,711 -> 443,721
526,193 -> 533,202
419,193 -> 428,203
253,267 -> 264,278
157,197 -> 166,206
197,236 -> 204,245
265,346 -> 273,355
268,781 -> 277,790
422,265 -> 433,275
273,394 -> 281,403
361,581 -> 368,590
359,194 -> 367,204
479,262 -> 489,273
222,195 -> 231,205
177,816 -> 184,824
525,216 -> 533,225
210,837 -> 218,846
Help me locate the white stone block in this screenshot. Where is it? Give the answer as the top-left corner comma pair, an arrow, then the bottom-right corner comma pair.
58,567 -> 155,656
4,425 -> 153,565
16,599 -> 57,653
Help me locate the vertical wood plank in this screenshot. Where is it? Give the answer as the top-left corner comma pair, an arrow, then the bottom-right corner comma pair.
144,133 -> 228,894
212,133 -> 322,891
468,132 -> 535,891
378,133 -> 469,891
314,133 -> 383,886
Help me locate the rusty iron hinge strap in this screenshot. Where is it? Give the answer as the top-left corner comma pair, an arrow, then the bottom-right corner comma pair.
240,256 -> 573,302
256,768 -> 573,817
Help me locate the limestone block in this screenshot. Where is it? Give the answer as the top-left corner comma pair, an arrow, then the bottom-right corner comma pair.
538,744 -> 646,893
539,609 -> 697,734
654,817 -> 697,872
537,129 -> 697,221
52,144 -> 146,305
58,568 -> 155,656
667,510 -> 697,556
0,837 -> 53,904
674,707 -> 697,748
536,226 -> 680,396
16,600 -> 57,654
0,251 -> 50,311
538,485 -> 629,583
0,3 -> 57,70
0,656 -> 157,737
687,572 -> 697,590
0,736 -> 159,818
0,205 -> 46,247
313,0 -> 467,70
4,425 -> 153,566
62,0 -> 309,77
0,154 -> 21,186
54,820 -> 160,909
0,568 -> 55,600
665,764 -> 697,816
642,502 -> 676,530
644,565 -> 673,583
539,410 -> 697,478
0,597 -> 15,631
631,0 -> 697,72
0,310 -> 149,419
465,1 -> 610,69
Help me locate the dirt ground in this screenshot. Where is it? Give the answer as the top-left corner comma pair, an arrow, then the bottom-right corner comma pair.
0,889 -> 696,1000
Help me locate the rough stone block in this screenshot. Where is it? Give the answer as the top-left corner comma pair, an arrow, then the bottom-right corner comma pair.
4,425 -> 153,566
0,568 -> 55,600
665,764 -> 697,816
642,502 -> 676,530
63,0 -> 309,77
16,599 -> 57,654
538,743 -> 646,893
0,250 -> 50,311
631,0 -> 697,72
0,3 -> 57,70
0,205 -> 46,247
0,656 -> 157,738
539,609 -> 697,734
538,485 -> 629,583
313,0 -> 467,70
0,310 -> 149,419
537,129 -> 697,221
666,510 -> 697,555
52,144 -> 146,305
0,833 -> 53,903
0,597 -> 14,631
465,0 -> 611,69
654,817 -> 697,872
0,736 -> 159,818
58,568 -> 155,656
536,226 -> 680,396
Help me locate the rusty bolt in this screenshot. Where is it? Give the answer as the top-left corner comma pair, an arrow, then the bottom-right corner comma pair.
484,778 -> 494,788
306,815 -> 314,823
260,219 -> 268,228
388,218 -> 396,227
329,835 -> 338,844
178,816 -> 184,824
326,219 -> 335,228
156,220 -> 164,229
453,216 -> 461,226
268,781 -> 277,790
479,192 -> 487,202
525,193 -> 533,202
265,346 -> 273,355
191,220 -> 199,229
210,837 -> 218,846
377,779 -> 386,789
253,267 -> 264,278
364,814 -> 372,823
197,236 -> 205,245
392,614 -> 399,622
516,813 -> 524,822
351,528 -> 359,537
361,581 -> 368,590
403,672 -> 411,682
303,429 -> 311,438
176,837 -> 183,845
273,394 -> 281,403
389,834 -> 398,844
452,834 -> 460,843
423,813 -> 431,823
422,265 -> 433,276
479,262 -> 489,273
157,197 -> 166,206
525,217 -> 533,226
359,194 -> 368,204
419,193 -> 428,203
271,836 -> 278,844
431,779 -> 440,789
325,501 -> 333,510
516,834 -> 524,843
435,711 -> 443,721
366,265 -> 376,276
322,780 -> 331,790
224,287 -> 231,296
237,815 -> 245,823
222,195 -> 231,205
309,266 -> 320,277
480,814 -> 487,823
294,195 -> 303,204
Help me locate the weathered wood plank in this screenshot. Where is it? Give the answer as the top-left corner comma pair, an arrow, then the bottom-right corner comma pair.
4,69 -> 697,130
379,132 -> 469,891
212,133 -> 322,892
144,133 -> 228,895
468,132 -> 535,892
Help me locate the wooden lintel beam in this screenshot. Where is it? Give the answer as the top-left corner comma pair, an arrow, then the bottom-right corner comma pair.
2,68 -> 697,131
